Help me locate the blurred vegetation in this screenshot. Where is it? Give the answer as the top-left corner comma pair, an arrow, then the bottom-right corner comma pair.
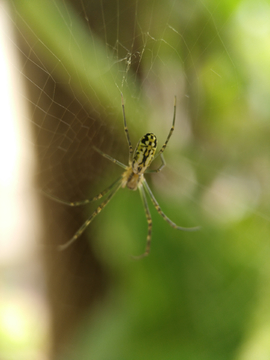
10,0 -> 270,359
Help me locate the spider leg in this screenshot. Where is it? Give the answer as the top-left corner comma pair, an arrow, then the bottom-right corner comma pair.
154,96 -> 176,159
93,146 -> 127,169
40,176 -> 122,206
121,93 -> 133,164
143,179 -> 200,231
132,184 -> 153,259
58,181 -> 123,251
146,153 -> 166,173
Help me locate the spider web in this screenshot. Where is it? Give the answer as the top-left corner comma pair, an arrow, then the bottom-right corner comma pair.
3,0 -> 270,359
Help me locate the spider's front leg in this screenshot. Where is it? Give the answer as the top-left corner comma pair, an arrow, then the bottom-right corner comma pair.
146,153 -> 166,173
93,146 -> 127,170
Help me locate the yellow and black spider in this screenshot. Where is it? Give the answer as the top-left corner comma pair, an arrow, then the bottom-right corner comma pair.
44,94 -> 199,258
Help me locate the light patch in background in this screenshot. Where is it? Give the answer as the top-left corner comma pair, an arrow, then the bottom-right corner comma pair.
0,3 -> 36,263
236,0 -> 270,119
237,324 -> 270,360
0,2 -> 50,359
201,170 -> 261,224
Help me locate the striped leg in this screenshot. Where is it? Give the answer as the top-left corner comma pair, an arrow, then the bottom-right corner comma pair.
41,176 -> 122,206
155,96 -> 176,159
143,179 -> 200,231
58,181 -> 122,251
146,153 -> 166,173
93,146 -> 127,170
121,93 -> 133,164
132,184 -> 153,259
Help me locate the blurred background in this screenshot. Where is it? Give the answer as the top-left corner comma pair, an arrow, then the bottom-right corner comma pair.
1,0 -> 270,359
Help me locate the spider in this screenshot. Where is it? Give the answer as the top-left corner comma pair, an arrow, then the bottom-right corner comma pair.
44,94 -> 199,259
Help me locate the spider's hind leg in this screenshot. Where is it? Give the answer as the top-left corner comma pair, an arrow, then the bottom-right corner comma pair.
131,184 -> 153,259
58,180 -> 123,251
143,179 -> 200,232
41,176 -> 122,206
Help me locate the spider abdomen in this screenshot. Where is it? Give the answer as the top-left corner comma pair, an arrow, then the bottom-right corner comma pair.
132,133 -> 157,174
